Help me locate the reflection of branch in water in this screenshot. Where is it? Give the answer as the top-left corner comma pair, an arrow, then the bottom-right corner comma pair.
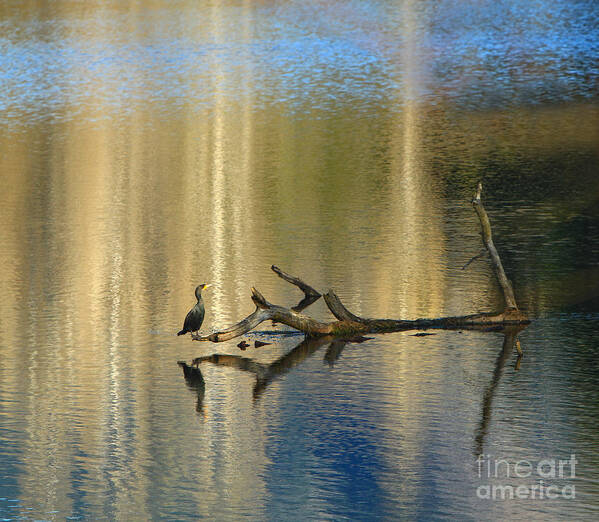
177,361 -> 206,414
324,340 -> 348,367
182,335 -> 373,405
291,293 -> 322,313
271,264 -> 321,315
323,336 -> 371,367
192,353 -> 270,379
474,327 -> 525,456
252,336 -> 337,400
197,336 -> 332,400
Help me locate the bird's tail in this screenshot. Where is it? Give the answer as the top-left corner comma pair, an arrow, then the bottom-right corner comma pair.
177,329 -> 187,336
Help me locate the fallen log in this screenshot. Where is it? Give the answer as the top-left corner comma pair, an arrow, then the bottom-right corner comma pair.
194,183 -> 529,343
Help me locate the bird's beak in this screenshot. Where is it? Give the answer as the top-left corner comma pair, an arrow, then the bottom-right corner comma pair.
204,283 -> 212,289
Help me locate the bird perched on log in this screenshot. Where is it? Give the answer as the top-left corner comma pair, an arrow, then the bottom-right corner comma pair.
178,284 -> 211,337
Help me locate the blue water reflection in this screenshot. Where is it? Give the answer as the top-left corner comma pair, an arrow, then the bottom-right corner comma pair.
1,0 -> 597,122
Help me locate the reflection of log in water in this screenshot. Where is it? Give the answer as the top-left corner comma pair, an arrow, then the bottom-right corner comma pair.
324,340 -> 348,367
474,326 -> 525,456
252,336 -> 334,400
323,336 -> 371,367
179,335 -> 371,403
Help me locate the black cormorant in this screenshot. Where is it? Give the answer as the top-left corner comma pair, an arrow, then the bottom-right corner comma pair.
178,283 -> 211,336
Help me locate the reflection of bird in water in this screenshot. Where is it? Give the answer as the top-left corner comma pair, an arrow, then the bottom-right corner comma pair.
178,284 -> 211,336
177,361 -> 206,415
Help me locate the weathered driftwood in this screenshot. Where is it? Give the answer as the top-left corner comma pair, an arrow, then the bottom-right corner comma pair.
194,184 -> 529,343
196,286 -> 345,341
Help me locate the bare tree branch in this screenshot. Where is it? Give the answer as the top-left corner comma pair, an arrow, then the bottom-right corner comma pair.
462,248 -> 487,270
472,182 -> 519,309
271,265 -> 321,298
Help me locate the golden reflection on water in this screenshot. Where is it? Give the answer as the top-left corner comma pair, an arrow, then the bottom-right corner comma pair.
1,94 -> 597,519
377,0 -> 444,505
0,95 -> 445,520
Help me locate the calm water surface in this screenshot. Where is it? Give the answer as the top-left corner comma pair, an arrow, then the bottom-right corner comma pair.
1,1 -> 598,520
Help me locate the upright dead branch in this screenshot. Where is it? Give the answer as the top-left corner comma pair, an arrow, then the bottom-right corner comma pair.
472,182 -> 519,310
193,183 -> 528,343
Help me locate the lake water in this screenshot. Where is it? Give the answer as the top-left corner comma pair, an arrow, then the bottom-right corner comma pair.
1,1 -> 598,520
